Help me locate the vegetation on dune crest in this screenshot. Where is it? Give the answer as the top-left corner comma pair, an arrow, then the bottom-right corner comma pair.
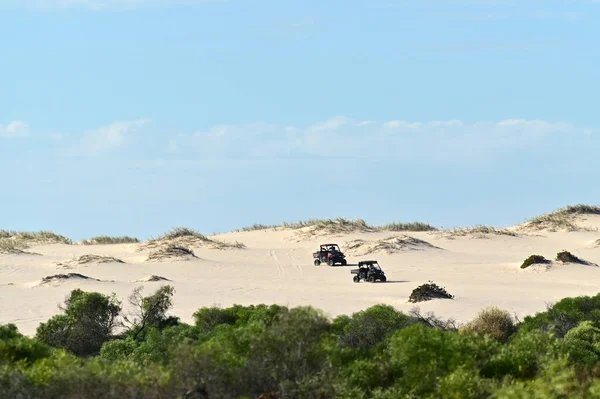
8,288 -> 600,397
435,225 -> 518,239
235,218 -> 438,234
80,236 -> 140,245
0,230 -> 72,244
141,227 -> 245,250
522,203 -> 600,232
147,244 -> 198,261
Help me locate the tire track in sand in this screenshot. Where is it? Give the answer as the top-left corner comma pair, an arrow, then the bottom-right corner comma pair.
288,248 -> 303,275
269,250 -> 285,277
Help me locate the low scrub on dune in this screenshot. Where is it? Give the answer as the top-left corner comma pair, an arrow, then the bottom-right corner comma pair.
240,218 -> 438,235
56,254 -> 125,269
0,238 -> 40,255
80,236 -> 140,245
408,281 -> 454,303
235,223 -> 279,232
520,204 -> 600,232
0,230 -> 72,244
520,254 -> 551,269
555,250 -> 596,266
140,227 -> 245,250
344,235 -> 442,256
41,273 -> 98,283
147,244 -> 198,261
435,225 -> 518,239
286,218 -> 376,233
383,221 -> 438,232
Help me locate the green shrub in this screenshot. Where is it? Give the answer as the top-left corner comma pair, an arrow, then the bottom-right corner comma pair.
518,293 -> 600,338
556,250 -> 587,264
384,323 -> 499,397
563,320 -> 600,366
36,289 -> 122,357
338,304 -> 416,350
520,255 -> 550,269
408,281 -> 454,303
460,308 -> 516,343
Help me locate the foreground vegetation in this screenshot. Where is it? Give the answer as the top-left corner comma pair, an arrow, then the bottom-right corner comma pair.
5,288 -> 600,398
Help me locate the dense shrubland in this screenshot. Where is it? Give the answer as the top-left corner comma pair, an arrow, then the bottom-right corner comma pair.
5,289 -> 600,398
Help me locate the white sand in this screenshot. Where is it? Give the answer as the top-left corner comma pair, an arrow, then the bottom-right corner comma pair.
2,216 -> 600,336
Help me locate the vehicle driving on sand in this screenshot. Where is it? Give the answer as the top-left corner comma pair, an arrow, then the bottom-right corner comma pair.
313,243 -> 347,266
351,260 -> 387,283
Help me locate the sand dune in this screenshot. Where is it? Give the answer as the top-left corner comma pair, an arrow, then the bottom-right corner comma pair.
2,206 -> 600,336
55,254 -> 125,269
344,235 -> 442,256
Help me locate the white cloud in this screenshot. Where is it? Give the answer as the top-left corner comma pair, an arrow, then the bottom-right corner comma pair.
0,121 -> 30,138
66,118 -> 150,156
171,116 -> 594,163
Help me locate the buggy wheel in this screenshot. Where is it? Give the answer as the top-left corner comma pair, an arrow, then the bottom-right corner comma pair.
380,276 -> 387,282
368,276 -> 375,283
353,275 -> 360,283
314,259 -> 321,266
341,259 -> 347,266
327,259 -> 334,266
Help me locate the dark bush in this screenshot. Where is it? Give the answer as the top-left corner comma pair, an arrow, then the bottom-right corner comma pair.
408,281 -> 454,303
36,289 -> 121,356
520,255 -> 550,269
556,250 -> 586,264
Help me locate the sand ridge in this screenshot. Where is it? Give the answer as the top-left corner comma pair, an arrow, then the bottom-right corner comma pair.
2,207 -> 600,336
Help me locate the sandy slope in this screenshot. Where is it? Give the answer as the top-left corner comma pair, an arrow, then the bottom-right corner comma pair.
2,217 -> 600,336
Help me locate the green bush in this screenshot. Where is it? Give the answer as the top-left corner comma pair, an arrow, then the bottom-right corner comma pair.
518,293 -> 600,338
460,308 -> 516,343
520,255 -> 550,269
556,250 -> 589,264
36,289 -> 122,357
408,281 -> 454,303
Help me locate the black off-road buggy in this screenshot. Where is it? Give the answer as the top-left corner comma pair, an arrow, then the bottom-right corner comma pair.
313,243 -> 347,266
351,260 -> 387,283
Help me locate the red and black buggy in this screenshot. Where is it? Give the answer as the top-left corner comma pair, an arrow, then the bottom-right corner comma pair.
312,243 -> 347,266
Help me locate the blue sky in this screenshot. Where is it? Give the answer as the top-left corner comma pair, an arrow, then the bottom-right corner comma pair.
1,0 -> 599,240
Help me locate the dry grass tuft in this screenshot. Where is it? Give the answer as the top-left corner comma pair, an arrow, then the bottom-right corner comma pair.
147,244 -> 199,262
0,230 -> 72,244
344,235 -> 442,256
56,254 -> 125,269
235,224 -> 279,232
0,238 -> 41,255
38,273 -> 99,286
80,236 -> 139,245
382,222 -> 438,232
139,227 -> 245,251
434,225 -> 518,240
519,204 -> 600,232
